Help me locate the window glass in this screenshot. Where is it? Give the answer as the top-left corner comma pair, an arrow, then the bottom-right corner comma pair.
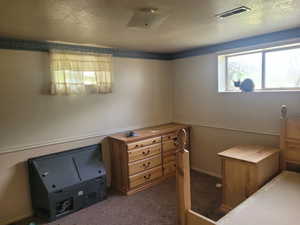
265,48 -> 300,88
227,53 -> 262,91
83,71 -> 97,85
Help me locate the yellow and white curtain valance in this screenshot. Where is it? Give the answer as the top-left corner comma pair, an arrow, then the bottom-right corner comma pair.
50,50 -> 113,95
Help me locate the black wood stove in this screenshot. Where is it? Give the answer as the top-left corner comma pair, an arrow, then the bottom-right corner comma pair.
28,144 -> 107,221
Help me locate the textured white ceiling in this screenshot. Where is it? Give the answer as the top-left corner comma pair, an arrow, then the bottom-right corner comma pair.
0,0 -> 300,52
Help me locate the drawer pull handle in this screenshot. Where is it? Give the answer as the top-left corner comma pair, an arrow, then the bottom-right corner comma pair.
135,144 -> 139,148
152,140 -> 156,143
143,162 -> 151,168
142,150 -> 150,155
144,174 -> 151,180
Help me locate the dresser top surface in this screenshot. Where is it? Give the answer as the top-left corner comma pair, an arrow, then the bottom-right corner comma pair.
109,123 -> 189,143
218,145 -> 280,163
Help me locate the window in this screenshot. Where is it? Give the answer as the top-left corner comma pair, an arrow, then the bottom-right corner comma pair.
50,50 -> 113,95
218,44 -> 300,92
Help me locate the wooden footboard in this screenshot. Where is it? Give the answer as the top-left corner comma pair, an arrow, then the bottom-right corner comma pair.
186,209 -> 216,225
176,128 -> 216,225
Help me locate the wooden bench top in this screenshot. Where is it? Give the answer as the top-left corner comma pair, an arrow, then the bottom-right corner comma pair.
218,145 -> 280,163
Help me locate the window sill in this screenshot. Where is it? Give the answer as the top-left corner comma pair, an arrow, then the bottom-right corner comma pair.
218,89 -> 300,94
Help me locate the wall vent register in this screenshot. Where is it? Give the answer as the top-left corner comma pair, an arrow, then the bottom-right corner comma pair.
216,6 -> 251,19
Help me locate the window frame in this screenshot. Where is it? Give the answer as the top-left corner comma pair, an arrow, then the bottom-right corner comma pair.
223,44 -> 300,92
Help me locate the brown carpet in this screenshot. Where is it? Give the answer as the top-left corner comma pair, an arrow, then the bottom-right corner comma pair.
15,171 -> 225,225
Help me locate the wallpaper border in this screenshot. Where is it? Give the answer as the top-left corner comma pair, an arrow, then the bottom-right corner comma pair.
1,26 -> 300,60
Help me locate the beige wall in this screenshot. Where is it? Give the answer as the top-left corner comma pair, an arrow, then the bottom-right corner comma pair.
0,50 -> 173,153
2,46 -> 300,224
172,53 -> 300,177
0,49 -> 173,224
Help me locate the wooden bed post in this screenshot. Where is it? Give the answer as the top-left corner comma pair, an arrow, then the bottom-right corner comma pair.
177,149 -> 191,225
176,129 -> 216,225
176,129 -> 191,225
280,105 -> 287,171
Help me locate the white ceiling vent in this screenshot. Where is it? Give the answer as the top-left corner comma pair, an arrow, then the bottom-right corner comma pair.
216,6 -> 251,19
127,8 -> 168,29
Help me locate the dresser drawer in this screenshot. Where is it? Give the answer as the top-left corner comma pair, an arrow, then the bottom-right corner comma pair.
286,140 -> 300,151
129,166 -> 163,189
164,153 -> 176,164
162,140 -> 178,153
128,143 -> 161,162
128,155 -> 162,175
164,161 -> 176,175
162,132 -> 178,142
163,147 -> 176,156
127,137 -> 161,150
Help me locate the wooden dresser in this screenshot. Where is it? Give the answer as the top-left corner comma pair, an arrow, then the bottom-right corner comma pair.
109,123 -> 190,195
218,145 -> 280,212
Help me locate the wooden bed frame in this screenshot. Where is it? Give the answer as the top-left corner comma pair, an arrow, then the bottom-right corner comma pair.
176,105 -> 300,225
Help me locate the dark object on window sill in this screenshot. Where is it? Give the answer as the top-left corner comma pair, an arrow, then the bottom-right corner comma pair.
233,79 -> 255,92
233,80 -> 241,87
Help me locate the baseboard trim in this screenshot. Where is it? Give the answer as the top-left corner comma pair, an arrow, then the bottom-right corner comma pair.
191,166 -> 222,179
0,212 -> 33,225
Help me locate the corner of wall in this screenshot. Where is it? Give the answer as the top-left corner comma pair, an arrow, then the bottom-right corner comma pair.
169,59 -> 177,122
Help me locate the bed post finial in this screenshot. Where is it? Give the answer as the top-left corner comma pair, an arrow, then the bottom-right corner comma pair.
281,105 -> 287,119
